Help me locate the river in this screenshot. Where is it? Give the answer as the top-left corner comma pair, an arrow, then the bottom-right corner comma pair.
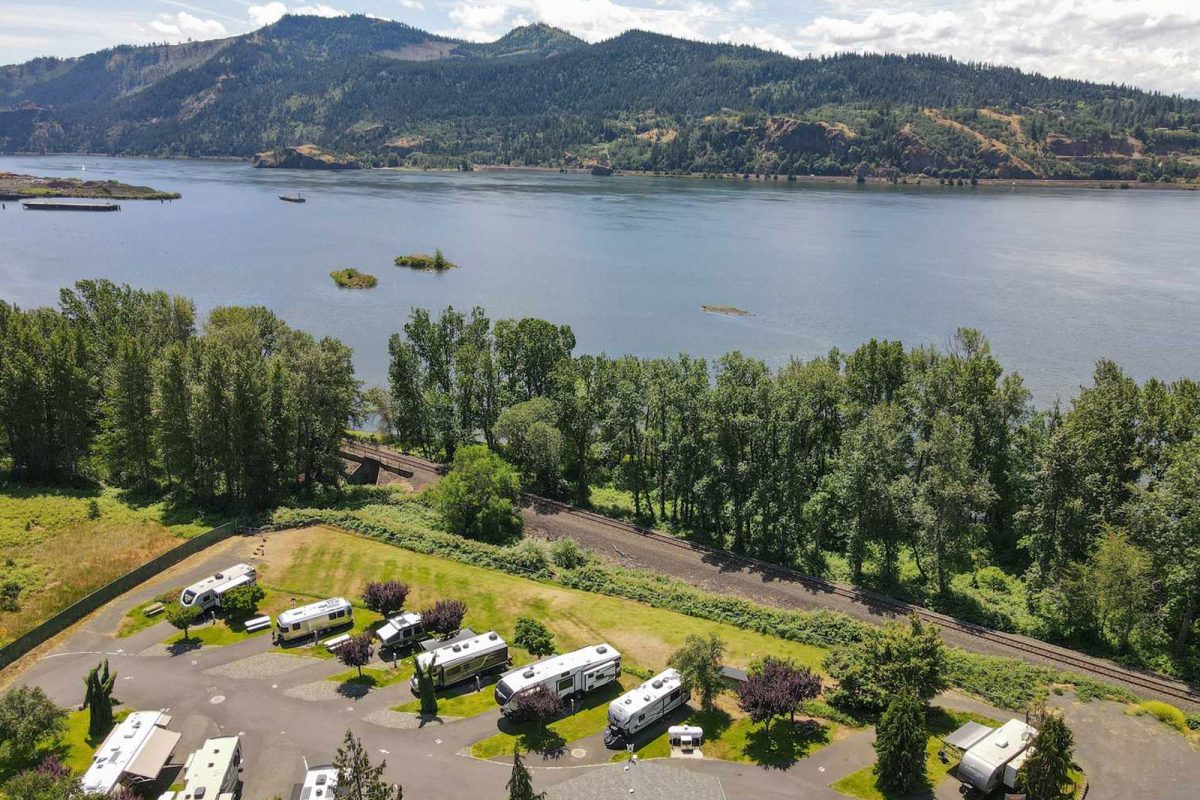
1,154 -> 1197,404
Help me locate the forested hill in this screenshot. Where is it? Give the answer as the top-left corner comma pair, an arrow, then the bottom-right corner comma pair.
3,14 -> 1200,181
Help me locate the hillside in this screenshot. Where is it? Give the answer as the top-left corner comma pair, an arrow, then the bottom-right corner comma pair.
2,14 -> 1199,181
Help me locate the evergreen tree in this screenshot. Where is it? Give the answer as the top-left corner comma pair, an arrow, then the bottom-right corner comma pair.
872,692 -> 927,795
505,744 -> 545,800
82,660 -> 116,740
333,729 -> 403,800
1018,711 -> 1075,800
98,334 -> 158,491
412,655 -> 438,717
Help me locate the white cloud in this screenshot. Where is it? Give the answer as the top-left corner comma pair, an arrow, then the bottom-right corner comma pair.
395,0 -> 425,9
441,0 -> 728,43
247,2 -> 347,29
149,11 -> 227,41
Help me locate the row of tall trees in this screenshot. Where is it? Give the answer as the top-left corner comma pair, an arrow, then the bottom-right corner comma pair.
0,281 -> 359,508
385,306 -> 1200,676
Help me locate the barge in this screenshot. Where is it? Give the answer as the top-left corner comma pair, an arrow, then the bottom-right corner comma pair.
22,199 -> 121,211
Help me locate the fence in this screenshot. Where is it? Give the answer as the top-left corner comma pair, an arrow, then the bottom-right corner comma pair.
0,520 -> 242,672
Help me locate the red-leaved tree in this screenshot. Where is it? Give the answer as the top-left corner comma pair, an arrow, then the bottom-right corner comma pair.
362,580 -> 410,618
737,657 -> 822,731
420,599 -> 467,638
337,632 -> 376,678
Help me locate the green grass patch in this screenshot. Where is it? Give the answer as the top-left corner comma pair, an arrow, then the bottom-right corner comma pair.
1129,700 -> 1188,733
393,685 -> 498,718
330,268 -> 378,289
830,707 -> 1000,800
330,661 -> 414,688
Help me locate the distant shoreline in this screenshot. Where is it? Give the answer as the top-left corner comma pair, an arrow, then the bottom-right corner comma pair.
4,151 -> 1198,191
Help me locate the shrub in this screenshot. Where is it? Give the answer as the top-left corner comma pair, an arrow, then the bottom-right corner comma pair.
221,585 -> 265,619
433,445 -> 523,544
362,580 -> 409,618
973,566 -> 1011,593
550,537 -> 589,570
330,268 -> 378,289
511,685 -> 565,724
421,599 -> 467,638
513,617 -> 555,657
1131,700 -> 1187,732
506,539 -> 549,576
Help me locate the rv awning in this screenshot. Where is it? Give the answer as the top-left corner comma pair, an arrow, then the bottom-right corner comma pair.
126,729 -> 181,780
944,721 -> 994,752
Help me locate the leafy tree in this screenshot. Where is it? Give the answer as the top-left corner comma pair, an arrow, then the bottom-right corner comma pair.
0,686 -> 65,764
1018,710 -> 1075,800
1086,528 -> 1151,651
872,692 -> 927,795
97,334 -> 158,491
333,729 -> 404,800
221,584 -> 265,619
495,397 -> 563,494
1,755 -> 121,800
166,604 -> 202,639
735,658 -> 821,731
362,580 -> 410,618
824,616 -> 947,712
433,445 -> 522,543
506,744 -> 545,800
337,633 -> 376,678
512,685 -> 565,724
668,633 -> 726,711
412,655 -> 438,717
83,660 -> 116,740
420,599 -> 467,638
512,617 -> 555,657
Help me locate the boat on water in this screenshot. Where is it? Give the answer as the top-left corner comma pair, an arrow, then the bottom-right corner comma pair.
22,199 -> 120,212
279,193 -> 306,203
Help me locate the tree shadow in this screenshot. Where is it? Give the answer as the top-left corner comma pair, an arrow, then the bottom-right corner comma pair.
334,681 -> 371,700
166,636 -> 203,656
743,718 -> 832,770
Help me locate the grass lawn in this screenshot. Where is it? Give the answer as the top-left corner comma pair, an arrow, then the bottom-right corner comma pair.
830,707 -> 1000,800
154,588 -> 296,648
264,526 -> 828,676
393,684 -> 499,718
470,675 -> 636,760
0,484 -> 224,645
330,661 -> 414,688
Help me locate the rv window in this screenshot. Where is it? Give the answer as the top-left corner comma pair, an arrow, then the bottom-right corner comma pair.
292,623 -> 301,631
670,689 -> 681,701
557,677 -> 573,692
637,714 -> 645,722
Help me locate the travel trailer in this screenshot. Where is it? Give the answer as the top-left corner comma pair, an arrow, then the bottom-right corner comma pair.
603,668 -> 687,747
294,764 -> 337,800
376,611 -> 424,648
494,643 -> 622,715
411,631 -> 509,692
274,597 -> 353,643
179,564 -> 257,611
81,710 -> 181,796
177,736 -> 241,800
957,718 -> 1038,793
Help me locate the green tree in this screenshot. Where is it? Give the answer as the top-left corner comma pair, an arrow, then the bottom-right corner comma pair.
513,617 -> 555,657
824,616 -> 947,712
872,692 -> 927,795
333,729 -> 403,800
668,633 -> 726,711
83,660 -> 116,740
433,445 -> 523,543
1086,528 -> 1151,651
221,585 -> 266,619
506,744 -> 545,800
97,334 -> 158,491
166,604 -> 202,639
495,397 -> 563,495
155,341 -> 196,493
1018,711 -> 1075,800
0,686 -> 66,764
412,655 -> 438,717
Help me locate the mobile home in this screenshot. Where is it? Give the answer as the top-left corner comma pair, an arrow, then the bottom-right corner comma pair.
179,563 -> 257,612
957,718 -> 1038,793
178,736 -> 241,800
411,631 -> 509,692
494,643 -> 621,714
603,668 -> 686,747
376,611 -> 424,648
274,597 -> 354,643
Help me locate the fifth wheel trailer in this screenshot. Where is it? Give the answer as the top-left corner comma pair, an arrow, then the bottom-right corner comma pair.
603,668 -> 687,747
411,631 -> 509,691
494,643 -> 621,714
179,563 -> 257,611
957,718 -> 1038,793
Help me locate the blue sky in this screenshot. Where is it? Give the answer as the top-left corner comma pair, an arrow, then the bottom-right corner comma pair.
3,1 -> 1199,97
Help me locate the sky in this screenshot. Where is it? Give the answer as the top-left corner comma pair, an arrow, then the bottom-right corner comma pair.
2,0 -> 1200,98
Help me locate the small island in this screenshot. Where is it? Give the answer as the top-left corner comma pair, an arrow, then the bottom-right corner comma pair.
330,268 -> 378,289
0,172 -> 180,201
701,304 -> 752,317
253,144 -> 362,170
395,249 -> 456,271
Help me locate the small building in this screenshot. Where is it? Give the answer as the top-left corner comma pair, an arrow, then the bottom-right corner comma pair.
177,735 -> 241,800
81,710 -> 182,796
291,764 -> 338,800
719,665 -> 747,690
956,718 -> 1038,793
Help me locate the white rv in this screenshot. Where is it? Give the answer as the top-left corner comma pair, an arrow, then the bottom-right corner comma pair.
295,764 -> 338,800
274,597 -> 354,643
494,643 -> 622,715
179,564 -> 257,611
411,631 -> 509,691
957,718 -> 1038,793
603,667 -> 687,747
81,710 -> 181,796
376,611 -> 424,649
178,736 -> 241,800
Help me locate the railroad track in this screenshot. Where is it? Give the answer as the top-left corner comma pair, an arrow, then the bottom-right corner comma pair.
341,439 -> 1200,706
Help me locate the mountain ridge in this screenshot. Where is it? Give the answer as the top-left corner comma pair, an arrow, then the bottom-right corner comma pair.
2,14 -> 1199,182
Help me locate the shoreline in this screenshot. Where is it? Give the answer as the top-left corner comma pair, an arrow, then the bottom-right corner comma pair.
4,152 -> 1198,192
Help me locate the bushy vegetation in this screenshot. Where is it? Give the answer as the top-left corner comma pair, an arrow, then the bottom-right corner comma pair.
395,250 -> 455,271
329,268 -> 377,289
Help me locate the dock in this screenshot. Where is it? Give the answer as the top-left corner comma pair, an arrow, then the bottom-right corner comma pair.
22,199 -> 121,212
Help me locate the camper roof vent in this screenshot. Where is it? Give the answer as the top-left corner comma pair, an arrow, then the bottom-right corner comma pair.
596,646 -> 608,654
214,573 -> 224,579
316,775 -> 328,785
452,645 -> 462,652
488,632 -> 498,640
523,669 -> 536,679
623,698 -> 633,705
195,788 -> 207,799
652,680 -> 663,689
997,737 -> 1009,748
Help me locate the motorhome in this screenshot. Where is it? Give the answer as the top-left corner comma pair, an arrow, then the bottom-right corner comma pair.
81,710 -> 181,796
411,631 -> 509,692
957,718 -> 1038,793
274,597 -> 353,643
179,564 -> 257,612
376,611 -> 424,649
494,643 -> 622,715
178,736 -> 241,800
603,668 -> 687,747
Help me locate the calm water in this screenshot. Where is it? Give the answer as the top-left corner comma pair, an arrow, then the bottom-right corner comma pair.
2,154 -> 1197,404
